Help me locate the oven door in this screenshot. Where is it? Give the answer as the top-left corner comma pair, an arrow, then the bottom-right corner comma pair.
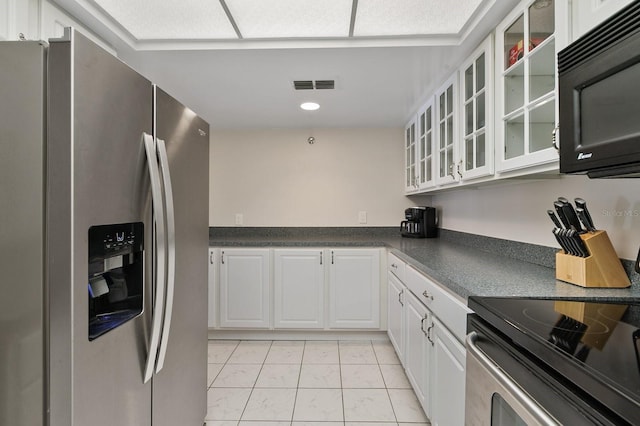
466,331 -> 560,425
465,316 -> 621,426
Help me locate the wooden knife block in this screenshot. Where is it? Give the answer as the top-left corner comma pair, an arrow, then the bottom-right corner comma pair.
555,230 -> 630,288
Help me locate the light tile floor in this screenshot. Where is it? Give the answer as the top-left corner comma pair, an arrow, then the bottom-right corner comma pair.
206,340 -> 430,426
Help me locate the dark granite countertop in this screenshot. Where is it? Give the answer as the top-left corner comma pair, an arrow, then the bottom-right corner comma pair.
209,227 -> 640,303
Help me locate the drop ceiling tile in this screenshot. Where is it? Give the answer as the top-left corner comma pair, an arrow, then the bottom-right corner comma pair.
354,0 -> 484,37
225,0 -> 353,38
95,0 -> 237,40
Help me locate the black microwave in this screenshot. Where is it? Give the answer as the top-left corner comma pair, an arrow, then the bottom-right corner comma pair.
558,2 -> 640,178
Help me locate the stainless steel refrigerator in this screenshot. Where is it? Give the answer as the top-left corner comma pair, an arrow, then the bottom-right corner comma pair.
0,28 -> 209,426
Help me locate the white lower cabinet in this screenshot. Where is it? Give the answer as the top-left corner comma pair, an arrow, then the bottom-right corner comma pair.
207,248 -> 217,328
431,317 -> 466,426
274,249 -> 325,329
211,247 -> 381,331
387,272 -> 405,362
404,290 -> 433,419
386,257 -> 469,425
329,249 -> 381,329
219,248 -> 270,328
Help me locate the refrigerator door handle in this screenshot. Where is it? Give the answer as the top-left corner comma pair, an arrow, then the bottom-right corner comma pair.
155,138 -> 176,374
142,132 -> 167,384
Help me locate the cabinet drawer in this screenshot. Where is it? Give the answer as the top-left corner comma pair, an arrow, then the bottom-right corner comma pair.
405,265 -> 471,342
388,252 -> 406,282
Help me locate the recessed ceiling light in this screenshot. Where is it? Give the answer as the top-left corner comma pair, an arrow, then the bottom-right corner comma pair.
300,102 -> 320,111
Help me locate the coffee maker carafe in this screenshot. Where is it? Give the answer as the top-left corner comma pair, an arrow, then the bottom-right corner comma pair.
401,207 -> 437,238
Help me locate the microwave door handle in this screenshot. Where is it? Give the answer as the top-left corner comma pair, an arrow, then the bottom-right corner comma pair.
466,332 -> 560,426
142,133 -> 167,384
154,138 -> 175,374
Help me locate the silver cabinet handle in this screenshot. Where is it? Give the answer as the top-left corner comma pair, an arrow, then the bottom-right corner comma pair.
466,332 -> 560,425
422,290 -> 433,300
552,125 -> 560,152
391,263 -> 398,269
221,251 -> 225,264
210,251 -> 214,264
142,132 -> 166,384
331,250 -> 334,264
398,289 -> 404,306
420,315 -> 428,336
427,323 -> 434,345
155,137 -> 175,374
320,251 -> 323,265
457,160 -> 463,179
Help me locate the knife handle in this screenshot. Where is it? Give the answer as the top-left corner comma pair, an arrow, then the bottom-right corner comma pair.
574,198 -> 595,230
558,199 -> 583,231
553,201 -> 570,228
576,207 -> 596,233
547,210 -> 563,228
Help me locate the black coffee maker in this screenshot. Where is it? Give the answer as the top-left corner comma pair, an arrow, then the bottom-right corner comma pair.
401,207 -> 437,238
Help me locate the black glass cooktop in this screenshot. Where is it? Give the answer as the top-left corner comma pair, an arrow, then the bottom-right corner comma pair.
469,297 -> 640,421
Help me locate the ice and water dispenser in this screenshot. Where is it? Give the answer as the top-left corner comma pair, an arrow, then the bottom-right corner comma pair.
88,222 -> 144,340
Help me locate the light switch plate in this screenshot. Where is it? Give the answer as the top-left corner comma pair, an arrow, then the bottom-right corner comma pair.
358,211 -> 367,224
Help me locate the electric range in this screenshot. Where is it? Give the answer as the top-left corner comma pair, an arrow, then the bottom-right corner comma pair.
467,297 -> 640,425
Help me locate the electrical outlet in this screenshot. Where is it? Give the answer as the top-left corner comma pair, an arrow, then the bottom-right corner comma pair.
235,213 -> 243,226
358,211 -> 367,224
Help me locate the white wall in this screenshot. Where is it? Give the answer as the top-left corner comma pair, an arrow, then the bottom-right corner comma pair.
430,175 -> 640,260
209,128 -> 640,261
209,128 -> 429,227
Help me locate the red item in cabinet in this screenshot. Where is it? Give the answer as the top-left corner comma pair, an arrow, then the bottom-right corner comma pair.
508,37 -> 545,67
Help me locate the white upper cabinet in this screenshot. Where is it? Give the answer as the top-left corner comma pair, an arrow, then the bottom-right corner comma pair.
416,99 -> 436,190
494,0 -> 569,173
1,0 -> 38,41
434,73 -> 459,186
572,0 -> 635,40
404,117 -> 418,192
40,0 -> 115,54
459,34 -> 494,181
405,99 -> 436,193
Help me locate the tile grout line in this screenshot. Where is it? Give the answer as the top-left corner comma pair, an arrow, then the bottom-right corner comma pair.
338,340 -> 346,425
237,340 -> 273,423
373,341 -> 400,424
290,340 -> 305,424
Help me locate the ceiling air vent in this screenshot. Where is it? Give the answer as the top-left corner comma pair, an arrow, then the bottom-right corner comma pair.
314,80 -> 335,89
293,80 -> 335,90
293,80 -> 314,90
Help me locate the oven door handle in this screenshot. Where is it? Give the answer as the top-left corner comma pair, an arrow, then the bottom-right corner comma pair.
466,332 -> 560,426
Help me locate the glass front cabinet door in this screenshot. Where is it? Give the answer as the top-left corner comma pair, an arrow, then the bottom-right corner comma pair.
416,100 -> 436,190
459,34 -> 494,181
435,74 -> 459,186
495,0 -> 569,173
404,117 -> 418,192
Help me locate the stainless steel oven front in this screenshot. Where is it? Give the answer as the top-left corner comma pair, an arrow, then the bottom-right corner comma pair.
465,297 -> 640,426
465,331 -> 560,425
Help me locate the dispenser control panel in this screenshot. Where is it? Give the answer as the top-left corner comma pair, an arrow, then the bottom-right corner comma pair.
89,222 -> 143,260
